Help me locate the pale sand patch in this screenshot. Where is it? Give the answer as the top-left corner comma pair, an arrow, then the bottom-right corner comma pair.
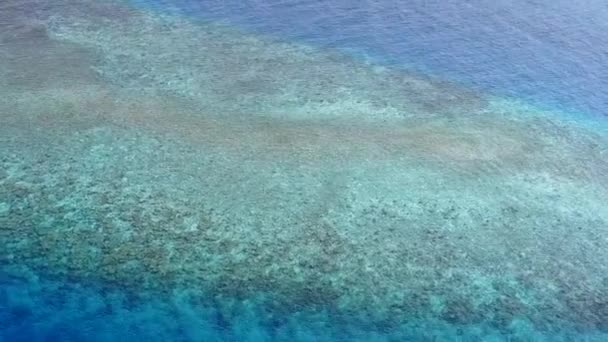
4,83 -> 606,189
0,85 -> 529,164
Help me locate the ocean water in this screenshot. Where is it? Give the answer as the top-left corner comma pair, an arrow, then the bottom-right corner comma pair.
136,0 -> 608,118
1,0 -> 608,341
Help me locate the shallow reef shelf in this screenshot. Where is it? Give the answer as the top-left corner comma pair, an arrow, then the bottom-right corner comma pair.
1,0 -> 608,340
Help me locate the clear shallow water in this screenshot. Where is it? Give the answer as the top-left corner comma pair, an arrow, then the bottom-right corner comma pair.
1,0 -> 608,341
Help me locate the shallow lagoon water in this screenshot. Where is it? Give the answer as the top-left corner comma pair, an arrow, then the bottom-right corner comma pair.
1,0 -> 608,341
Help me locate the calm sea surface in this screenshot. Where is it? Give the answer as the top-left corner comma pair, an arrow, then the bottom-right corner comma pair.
138,0 -> 608,117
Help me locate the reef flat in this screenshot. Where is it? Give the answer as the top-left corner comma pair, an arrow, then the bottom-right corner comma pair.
1,0 -> 608,340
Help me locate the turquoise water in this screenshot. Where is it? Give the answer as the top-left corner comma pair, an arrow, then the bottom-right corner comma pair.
1,0 -> 608,341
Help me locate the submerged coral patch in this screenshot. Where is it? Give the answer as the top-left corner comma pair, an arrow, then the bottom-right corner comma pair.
1,0 -> 608,340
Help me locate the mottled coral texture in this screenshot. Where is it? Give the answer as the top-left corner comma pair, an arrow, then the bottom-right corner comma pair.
1,0 -> 608,340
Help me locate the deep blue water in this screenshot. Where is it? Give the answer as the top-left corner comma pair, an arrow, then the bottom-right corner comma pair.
137,0 -> 608,117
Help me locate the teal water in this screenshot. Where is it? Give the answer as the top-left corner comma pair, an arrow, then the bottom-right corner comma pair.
1,0 -> 608,341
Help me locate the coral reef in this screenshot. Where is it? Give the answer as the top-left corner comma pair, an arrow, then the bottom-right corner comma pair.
1,0 -> 608,339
